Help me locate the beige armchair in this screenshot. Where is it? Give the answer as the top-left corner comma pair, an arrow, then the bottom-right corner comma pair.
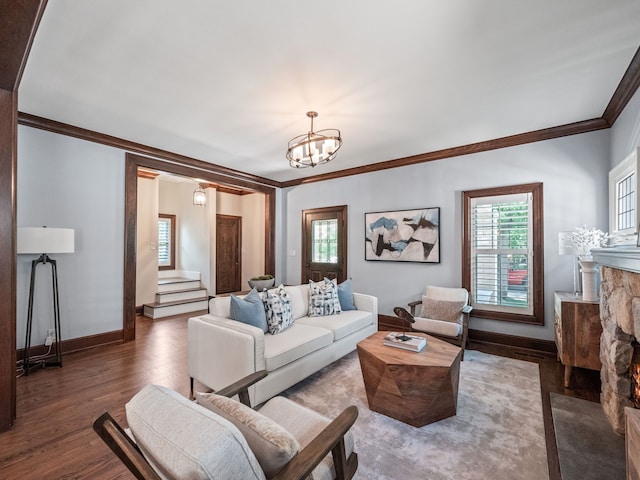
395,285 -> 472,359
93,370 -> 358,480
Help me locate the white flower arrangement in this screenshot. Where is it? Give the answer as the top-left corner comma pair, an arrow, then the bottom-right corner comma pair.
567,225 -> 609,260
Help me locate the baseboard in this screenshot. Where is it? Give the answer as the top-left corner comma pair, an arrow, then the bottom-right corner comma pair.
468,329 -> 557,357
135,305 -> 144,315
378,314 -> 556,357
16,329 -> 124,362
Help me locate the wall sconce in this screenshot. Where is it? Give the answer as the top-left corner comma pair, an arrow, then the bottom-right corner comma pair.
193,184 -> 207,207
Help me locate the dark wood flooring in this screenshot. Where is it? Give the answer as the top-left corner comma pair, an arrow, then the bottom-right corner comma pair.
0,315 -> 601,479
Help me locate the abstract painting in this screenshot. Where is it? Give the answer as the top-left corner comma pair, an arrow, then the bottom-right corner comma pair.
365,207 -> 440,263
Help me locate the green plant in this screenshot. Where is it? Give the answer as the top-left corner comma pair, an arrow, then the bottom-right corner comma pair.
249,274 -> 274,281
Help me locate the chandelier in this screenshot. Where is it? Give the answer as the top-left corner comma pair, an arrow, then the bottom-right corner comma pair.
193,184 -> 206,206
287,111 -> 342,168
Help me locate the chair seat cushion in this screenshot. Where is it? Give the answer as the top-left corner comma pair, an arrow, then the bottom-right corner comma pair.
259,396 -> 355,480
263,324 -> 333,371
196,392 -> 299,478
413,316 -> 462,337
126,384 -> 266,480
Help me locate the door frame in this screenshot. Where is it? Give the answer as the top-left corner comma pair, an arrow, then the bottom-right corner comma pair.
301,205 -> 348,284
124,152 -> 276,341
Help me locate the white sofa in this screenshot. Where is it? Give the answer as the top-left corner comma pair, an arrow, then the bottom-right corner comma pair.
188,283 -> 378,405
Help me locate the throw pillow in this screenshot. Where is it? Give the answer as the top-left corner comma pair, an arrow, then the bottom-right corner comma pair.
230,288 -> 268,333
262,284 -> 294,334
421,297 -> 466,323
337,278 -> 356,311
308,278 -> 342,317
196,392 -> 300,478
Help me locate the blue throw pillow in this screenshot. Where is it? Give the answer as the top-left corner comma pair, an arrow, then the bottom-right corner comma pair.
230,288 -> 268,333
337,278 -> 356,311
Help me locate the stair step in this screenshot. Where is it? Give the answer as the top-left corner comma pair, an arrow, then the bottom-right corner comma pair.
143,298 -> 209,319
156,288 -> 208,304
157,278 -> 201,293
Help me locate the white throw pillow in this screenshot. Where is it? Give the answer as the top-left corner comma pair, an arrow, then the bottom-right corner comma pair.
262,284 -> 294,334
308,278 -> 342,317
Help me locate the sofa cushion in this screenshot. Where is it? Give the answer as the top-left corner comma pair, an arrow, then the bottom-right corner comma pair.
337,279 -> 356,311
263,285 -> 294,334
413,316 -> 462,337
195,392 -> 299,478
259,396 -> 355,480
421,297 -> 465,323
126,384 -> 265,480
297,310 -> 373,341
230,288 -> 268,332
283,284 -> 309,320
263,324 -> 333,371
308,278 -> 341,317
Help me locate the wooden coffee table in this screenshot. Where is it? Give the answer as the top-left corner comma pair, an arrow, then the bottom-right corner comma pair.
356,331 -> 462,427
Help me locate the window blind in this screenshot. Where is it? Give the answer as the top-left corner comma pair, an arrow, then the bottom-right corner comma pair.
158,218 -> 171,267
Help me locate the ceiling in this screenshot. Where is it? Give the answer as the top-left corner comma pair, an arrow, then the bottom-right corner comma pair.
19,1 -> 640,183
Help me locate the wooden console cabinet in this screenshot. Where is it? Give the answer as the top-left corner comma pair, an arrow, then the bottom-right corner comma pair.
554,292 -> 602,388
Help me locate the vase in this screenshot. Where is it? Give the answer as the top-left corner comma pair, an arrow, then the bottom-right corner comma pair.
579,260 -> 599,302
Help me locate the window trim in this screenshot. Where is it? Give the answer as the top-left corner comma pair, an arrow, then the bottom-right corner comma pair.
462,182 -> 544,325
158,213 -> 176,271
609,147 -> 639,246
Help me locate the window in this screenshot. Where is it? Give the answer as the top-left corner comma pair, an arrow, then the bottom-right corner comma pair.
463,183 -> 544,325
312,219 -> 338,263
609,148 -> 639,245
158,214 -> 176,270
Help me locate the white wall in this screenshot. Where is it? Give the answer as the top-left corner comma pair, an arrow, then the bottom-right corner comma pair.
17,126 -> 125,348
136,177 -> 159,306
611,87 -> 640,168
284,129 -> 611,341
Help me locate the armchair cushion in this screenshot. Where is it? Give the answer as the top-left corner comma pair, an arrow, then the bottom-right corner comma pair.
231,288 -> 268,333
196,392 -> 299,478
308,278 -> 341,317
413,316 -> 462,338
259,396 -> 355,480
421,297 -> 466,323
126,384 -> 265,480
263,285 -> 295,334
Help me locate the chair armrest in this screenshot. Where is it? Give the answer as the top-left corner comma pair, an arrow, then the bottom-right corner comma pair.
270,406 -> 359,480
93,412 -> 162,480
215,370 -> 268,407
408,299 -> 421,316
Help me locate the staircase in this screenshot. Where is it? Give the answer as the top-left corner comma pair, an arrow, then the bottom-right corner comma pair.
143,271 -> 209,319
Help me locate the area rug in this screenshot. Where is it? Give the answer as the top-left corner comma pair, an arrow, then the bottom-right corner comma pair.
550,393 -> 625,480
281,349 -> 548,480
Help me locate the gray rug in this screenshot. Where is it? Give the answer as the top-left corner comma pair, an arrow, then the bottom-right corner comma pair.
281,349 -> 548,480
550,393 -> 625,480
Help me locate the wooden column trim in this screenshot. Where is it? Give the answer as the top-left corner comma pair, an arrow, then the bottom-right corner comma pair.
0,0 -> 48,433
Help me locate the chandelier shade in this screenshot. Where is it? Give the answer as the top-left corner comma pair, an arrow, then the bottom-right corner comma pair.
287,111 -> 342,168
193,184 -> 207,206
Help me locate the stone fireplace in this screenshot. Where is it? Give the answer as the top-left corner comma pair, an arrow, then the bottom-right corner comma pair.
593,247 -> 640,435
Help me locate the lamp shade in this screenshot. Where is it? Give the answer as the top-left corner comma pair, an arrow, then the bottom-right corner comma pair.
17,227 -> 75,254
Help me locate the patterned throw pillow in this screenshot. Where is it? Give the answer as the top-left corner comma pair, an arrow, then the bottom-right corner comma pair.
421,297 -> 466,323
308,278 -> 342,317
262,284 -> 294,334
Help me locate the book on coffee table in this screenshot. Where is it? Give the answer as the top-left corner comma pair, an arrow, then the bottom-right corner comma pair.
383,332 -> 426,352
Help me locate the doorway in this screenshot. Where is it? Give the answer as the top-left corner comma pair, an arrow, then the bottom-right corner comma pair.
301,205 -> 348,283
216,214 -> 242,294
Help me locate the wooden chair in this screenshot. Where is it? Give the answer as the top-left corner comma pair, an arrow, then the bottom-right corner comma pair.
93,371 -> 358,480
395,285 -> 472,359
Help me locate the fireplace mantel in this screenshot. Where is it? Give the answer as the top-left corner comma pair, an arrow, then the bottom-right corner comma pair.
592,247 -> 640,274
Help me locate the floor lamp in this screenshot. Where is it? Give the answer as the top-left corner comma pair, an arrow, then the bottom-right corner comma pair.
18,227 -> 75,375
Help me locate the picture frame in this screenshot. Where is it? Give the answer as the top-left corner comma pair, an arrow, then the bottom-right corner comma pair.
365,207 -> 440,263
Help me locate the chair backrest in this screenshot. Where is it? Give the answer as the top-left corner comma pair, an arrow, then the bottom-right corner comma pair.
425,286 -> 469,304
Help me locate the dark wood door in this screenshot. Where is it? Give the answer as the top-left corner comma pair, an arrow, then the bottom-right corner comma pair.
302,206 -> 348,283
216,215 -> 242,294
